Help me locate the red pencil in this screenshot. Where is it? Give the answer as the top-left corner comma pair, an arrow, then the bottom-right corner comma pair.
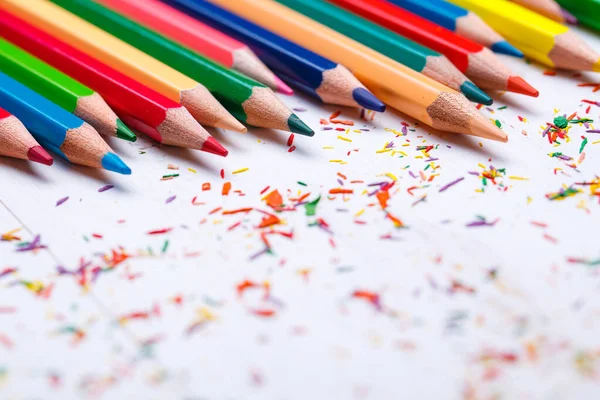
0,107 -> 53,165
329,0 -> 538,97
0,10 -> 227,156
96,0 -> 292,95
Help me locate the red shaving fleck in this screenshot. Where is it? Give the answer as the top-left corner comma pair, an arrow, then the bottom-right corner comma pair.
222,182 -> 231,196
260,186 -> 270,195
209,207 -> 222,215
236,279 -> 259,298
319,118 -> 329,125
228,221 -> 242,231
376,190 -> 390,209
288,146 -> 296,153
147,228 -> 172,235
258,214 -> 280,228
223,207 -> 253,215
250,308 -> 276,318
329,188 -> 353,194
220,169 -> 225,179
287,133 -> 294,146
329,110 -> 341,120
543,70 -> 556,76
264,190 -> 283,209
91,233 -> 103,239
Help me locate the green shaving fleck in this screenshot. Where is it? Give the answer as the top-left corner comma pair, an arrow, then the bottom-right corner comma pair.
305,195 -> 321,216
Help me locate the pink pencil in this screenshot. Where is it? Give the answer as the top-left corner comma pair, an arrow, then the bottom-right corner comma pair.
96,0 -> 293,95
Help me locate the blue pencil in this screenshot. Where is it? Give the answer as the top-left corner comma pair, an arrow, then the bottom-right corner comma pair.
161,0 -> 385,112
387,0 -> 523,58
0,72 -> 130,174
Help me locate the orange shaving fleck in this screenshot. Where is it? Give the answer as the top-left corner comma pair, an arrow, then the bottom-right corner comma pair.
222,182 -> 231,196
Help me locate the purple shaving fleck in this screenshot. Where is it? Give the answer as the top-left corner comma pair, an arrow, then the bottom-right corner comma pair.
439,177 -> 464,193
56,196 -> 69,206
98,184 -> 114,193
166,195 -> 176,204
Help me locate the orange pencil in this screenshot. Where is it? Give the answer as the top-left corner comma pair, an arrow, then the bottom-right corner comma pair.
207,0 -> 507,142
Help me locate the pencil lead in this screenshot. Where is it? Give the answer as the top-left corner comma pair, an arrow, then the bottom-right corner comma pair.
460,81 -> 493,105
202,136 -> 229,157
101,152 -> 131,175
287,114 -> 314,137
274,75 -> 294,95
27,145 -> 54,166
214,116 -> 247,133
491,41 -> 523,58
470,112 -> 508,143
116,119 -> 137,142
352,87 -> 386,112
507,76 -> 539,97
592,59 -> 600,73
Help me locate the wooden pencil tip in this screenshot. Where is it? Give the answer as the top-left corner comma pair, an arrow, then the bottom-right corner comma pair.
202,136 -> 229,157
214,117 -> 247,133
593,60 -> 600,73
507,76 -> 539,97
470,113 -> 508,143
27,145 -> 54,166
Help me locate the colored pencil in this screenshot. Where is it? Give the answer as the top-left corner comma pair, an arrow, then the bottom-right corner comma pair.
50,0 -> 313,136
0,0 -> 244,133
95,0 -> 292,95
0,72 -> 130,174
511,0 -> 566,23
0,10 -> 227,155
449,0 -> 600,71
555,0 -> 599,30
276,0 -> 492,105
206,0 -> 508,142
163,0 -> 386,112
0,38 -> 136,142
387,0 -> 523,57
328,0 -> 539,97
0,107 -> 53,165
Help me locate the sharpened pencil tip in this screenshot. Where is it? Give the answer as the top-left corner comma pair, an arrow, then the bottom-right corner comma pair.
593,59 -> 600,73
27,145 -> 53,166
274,75 -> 294,95
116,119 -> 137,142
507,76 -> 539,97
460,81 -> 493,106
352,87 -> 386,112
202,136 -> 229,157
101,152 -> 131,175
491,41 -> 524,58
470,113 -> 508,143
288,114 -> 314,137
214,117 -> 247,133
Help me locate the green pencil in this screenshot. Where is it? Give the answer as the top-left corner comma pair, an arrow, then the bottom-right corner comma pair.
0,38 -> 136,141
51,0 -> 313,136
275,0 -> 492,105
556,0 -> 600,31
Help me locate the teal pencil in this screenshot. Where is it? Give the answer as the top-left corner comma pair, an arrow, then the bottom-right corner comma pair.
0,71 -> 130,174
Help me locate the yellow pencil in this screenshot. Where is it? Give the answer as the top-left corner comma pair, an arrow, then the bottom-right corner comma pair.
207,0 -> 506,142
0,0 -> 245,132
449,0 -> 600,71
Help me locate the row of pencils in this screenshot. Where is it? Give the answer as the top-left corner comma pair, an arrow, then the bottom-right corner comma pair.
0,0 -> 598,174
